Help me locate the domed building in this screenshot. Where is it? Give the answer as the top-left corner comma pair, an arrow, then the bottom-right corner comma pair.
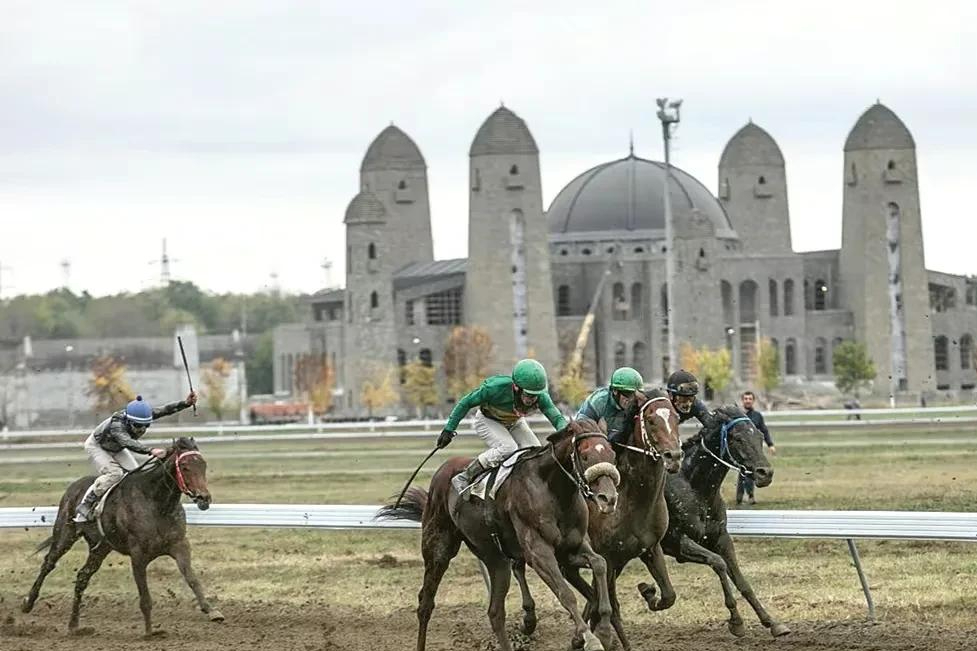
272,102 -> 977,416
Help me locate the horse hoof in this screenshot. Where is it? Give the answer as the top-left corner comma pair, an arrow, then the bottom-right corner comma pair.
143,629 -> 168,640
770,622 -> 791,637
728,621 -> 747,638
520,611 -> 537,636
208,609 -> 225,623
582,631 -> 605,651
21,597 -> 33,614
637,582 -> 658,610
69,626 -> 95,637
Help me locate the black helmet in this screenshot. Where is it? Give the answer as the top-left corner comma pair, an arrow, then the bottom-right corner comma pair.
666,370 -> 699,396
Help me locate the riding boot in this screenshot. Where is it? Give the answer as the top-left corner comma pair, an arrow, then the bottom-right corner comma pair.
452,458 -> 486,500
73,486 -> 100,523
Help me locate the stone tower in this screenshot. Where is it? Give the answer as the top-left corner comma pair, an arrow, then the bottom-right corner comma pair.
466,106 -> 559,375
838,103 -> 933,395
718,122 -> 792,254
344,125 -> 433,413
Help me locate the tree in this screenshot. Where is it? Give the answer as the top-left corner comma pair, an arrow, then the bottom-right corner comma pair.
87,355 -> 133,416
557,365 -> 590,409
833,340 -> 876,397
756,338 -> 781,397
360,365 -> 399,418
401,360 -> 438,418
201,357 -> 233,421
680,343 -> 733,401
294,353 -> 336,414
443,326 -> 494,399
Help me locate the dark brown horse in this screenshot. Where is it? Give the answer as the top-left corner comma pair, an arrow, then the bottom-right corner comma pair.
377,419 -> 621,651
637,405 -> 790,637
22,437 -> 222,637
515,390 -> 684,651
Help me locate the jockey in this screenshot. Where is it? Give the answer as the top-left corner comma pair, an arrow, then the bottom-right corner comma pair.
436,358 -> 568,496
575,367 -> 644,444
665,369 -> 713,426
73,391 -> 198,523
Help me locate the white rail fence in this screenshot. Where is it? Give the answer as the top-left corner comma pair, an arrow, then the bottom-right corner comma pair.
3,505 -> 975,619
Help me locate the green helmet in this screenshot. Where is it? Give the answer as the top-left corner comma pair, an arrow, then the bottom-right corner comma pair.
610,367 -> 644,392
512,359 -> 548,395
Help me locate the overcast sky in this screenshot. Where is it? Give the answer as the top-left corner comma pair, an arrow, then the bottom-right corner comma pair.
1,1 -> 974,297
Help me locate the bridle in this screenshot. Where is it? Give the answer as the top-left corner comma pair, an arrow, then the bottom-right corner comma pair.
699,417 -> 753,476
551,431 -> 614,502
613,396 -> 673,461
156,450 -> 206,499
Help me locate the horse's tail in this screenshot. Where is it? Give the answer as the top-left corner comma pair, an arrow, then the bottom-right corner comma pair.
375,487 -> 428,523
32,536 -> 54,556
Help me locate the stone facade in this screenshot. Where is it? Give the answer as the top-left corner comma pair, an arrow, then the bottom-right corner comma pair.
275,101 -> 976,416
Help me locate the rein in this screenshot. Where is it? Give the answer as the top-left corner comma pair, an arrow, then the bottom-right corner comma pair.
152,450 -> 204,498
699,417 -> 753,476
550,431 -> 612,502
614,396 -> 672,461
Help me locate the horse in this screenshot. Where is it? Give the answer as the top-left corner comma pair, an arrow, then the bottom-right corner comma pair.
512,389 -> 684,651
22,436 -> 223,637
636,405 -> 790,638
377,419 -> 621,651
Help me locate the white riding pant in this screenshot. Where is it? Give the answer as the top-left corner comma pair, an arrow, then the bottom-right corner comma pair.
474,409 -> 541,468
84,433 -> 139,497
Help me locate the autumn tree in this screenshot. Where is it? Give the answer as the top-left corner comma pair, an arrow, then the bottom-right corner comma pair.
360,365 -> 399,418
443,326 -> 494,399
87,355 -> 133,415
294,353 -> 336,414
557,365 -> 590,409
833,340 -> 876,398
201,357 -> 233,421
755,338 -> 781,398
680,343 -> 733,401
401,360 -> 438,418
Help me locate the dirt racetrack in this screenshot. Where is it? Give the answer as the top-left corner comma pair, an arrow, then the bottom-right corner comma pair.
2,596 -> 974,651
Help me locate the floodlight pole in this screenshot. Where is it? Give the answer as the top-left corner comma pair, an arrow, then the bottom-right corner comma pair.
657,98 -> 682,375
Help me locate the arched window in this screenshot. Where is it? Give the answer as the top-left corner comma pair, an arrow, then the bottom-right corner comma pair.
509,164 -> 519,175
612,282 -> 627,321
660,284 -> 669,327
368,242 -> 377,260
557,285 -> 571,316
785,339 -> 797,375
419,348 -> 433,367
814,337 -> 827,374
631,283 -> 643,320
783,279 -> 795,316
887,160 -> 896,170
769,279 -> 779,317
721,280 -> 734,326
739,280 -> 758,323
614,342 -> 627,369
934,336 -> 949,371
632,342 -> 647,375
815,279 -> 828,310
398,179 -> 407,190
370,291 -> 379,309
961,335 -> 974,370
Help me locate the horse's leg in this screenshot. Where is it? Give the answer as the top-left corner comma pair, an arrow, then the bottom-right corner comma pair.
416,522 -> 461,651
564,542 -> 613,651
674,535 -> 746,637
511,560 -> 537,636
67,541 -> 111,634
564,565 -> 596,624
130,552 -> 160,638
637,543 -> 677,611
168,539 -> 224,622
715,533 -> 790,637
484,556 -> 514,651
23,520 -> 82,613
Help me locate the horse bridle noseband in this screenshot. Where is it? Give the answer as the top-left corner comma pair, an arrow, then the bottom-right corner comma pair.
551,431 -> 612,502
154,450 -> 205,499
613,396 -> 673,461
700,417 -> 753,476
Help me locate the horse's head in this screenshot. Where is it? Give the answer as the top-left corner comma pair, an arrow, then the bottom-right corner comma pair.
633,389 -> 683,473
165,437 -> 212,510
548,419 -> 620,514
706,406 -> 773,487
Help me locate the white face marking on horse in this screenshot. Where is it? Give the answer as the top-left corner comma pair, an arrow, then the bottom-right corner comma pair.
595,443 -> 606,453
655,408 -> 673,438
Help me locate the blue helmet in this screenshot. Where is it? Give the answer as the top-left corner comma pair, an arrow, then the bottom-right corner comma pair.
125,396 -> 153,425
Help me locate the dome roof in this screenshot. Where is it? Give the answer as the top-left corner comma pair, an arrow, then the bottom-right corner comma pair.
844,103 -> 915,152
361,125 -> 426,172
719,122 -> 784,167
470,106 -> 538,156
344,191 -> 386,224
547,155 -> 736,239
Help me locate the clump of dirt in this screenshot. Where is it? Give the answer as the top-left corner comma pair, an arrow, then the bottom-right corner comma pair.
369,554 -> 399,568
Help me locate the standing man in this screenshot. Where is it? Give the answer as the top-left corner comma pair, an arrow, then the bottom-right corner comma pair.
737,390 -> 776,505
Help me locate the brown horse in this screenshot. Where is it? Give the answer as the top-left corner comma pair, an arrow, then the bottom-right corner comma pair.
636,405 -> 790,637
22,437 -> 222,637
515,390 -> 684,650
377,419 -> 621,651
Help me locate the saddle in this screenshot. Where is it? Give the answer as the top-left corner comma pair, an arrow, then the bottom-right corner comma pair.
467,448 -> 535,501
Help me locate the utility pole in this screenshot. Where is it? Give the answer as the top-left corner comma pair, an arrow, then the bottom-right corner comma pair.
61,259 -> 71,291
656,97 -> 683,374
160,238 -> 171,285
321,259 -> 334,289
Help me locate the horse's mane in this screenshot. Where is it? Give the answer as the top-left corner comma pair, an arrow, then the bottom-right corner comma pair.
165,436 -> 199,459
680,404 -> 745,453
638,388 -> 668,403
545,418 -> 602,446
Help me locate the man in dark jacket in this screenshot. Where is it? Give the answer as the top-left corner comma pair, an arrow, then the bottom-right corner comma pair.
737,390 -> 776,505
73,392 -> 197,522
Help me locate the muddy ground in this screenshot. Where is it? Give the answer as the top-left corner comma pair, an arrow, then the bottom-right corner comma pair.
2,596 -> 973,651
